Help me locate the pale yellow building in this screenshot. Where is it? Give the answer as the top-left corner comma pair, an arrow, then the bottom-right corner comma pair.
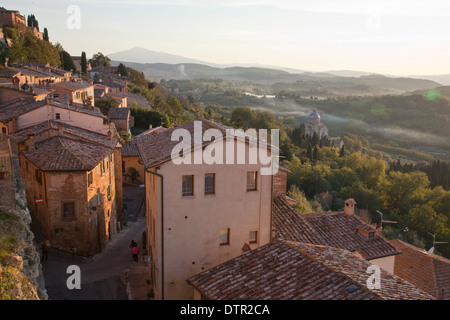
135,119 -> 276,300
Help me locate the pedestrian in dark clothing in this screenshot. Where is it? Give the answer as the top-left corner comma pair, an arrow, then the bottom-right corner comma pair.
129,240 -> 137,248
132,245 -> 139,263
41,240 -> 49,261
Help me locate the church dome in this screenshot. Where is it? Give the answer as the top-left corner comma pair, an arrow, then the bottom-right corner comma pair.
309,109 -> 321,119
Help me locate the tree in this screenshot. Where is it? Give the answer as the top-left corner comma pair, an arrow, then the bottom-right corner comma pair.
117,63 -> 128,77
306,144 -> 313,160
80,51 -> 87,74
231,106 -> 256,129
339,144 -> 345,157
313,146 -> 319,161
89,52 -> 111,68
27,14 -> 39,31
43,28 -> 49,41
60,50 -> 77,72
96,96 -> 119,115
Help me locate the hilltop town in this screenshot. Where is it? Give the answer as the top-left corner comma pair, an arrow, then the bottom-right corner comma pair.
0,7 -> 449,304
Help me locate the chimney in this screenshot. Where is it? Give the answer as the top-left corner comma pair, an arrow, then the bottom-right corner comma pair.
149,124 -> 153,129
107,130 -> 112,141
344,198 -> 356,216
27,131 -> 36,151
58,122 -> 64,135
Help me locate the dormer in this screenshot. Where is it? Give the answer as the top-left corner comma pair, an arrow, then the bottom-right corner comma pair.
356,224 -> 376,239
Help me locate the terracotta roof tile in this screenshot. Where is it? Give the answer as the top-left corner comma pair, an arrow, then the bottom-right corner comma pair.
22,136 -> 112,171
0,97 -> 105,123
122,141 -> 140,157
272,195 -> 400,260
391,239 -> 450,299
108,107 -> 130,119
187,241 -> 435,300
135,118 -> 274,169
10,120 -> 118,149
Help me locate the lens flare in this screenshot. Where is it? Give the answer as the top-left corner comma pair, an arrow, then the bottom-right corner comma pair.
424,88 -> 440,101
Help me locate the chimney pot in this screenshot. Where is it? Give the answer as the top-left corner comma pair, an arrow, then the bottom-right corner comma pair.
344,198 -> 356,216
27,131 -> 36,151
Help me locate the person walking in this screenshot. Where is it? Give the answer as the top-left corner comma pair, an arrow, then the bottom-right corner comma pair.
129,240 -> 137,249
132,245 -> 139,263
41,240 -> 49,261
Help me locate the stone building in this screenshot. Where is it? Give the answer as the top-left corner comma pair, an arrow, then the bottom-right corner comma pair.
107,108 -> 133,134
305,109 -> 328,138
0,8 -> 26,26
16,122 -> 120,256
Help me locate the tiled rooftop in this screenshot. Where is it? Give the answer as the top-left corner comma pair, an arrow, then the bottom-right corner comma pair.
52,80 -> 94,91
21,136 -> 112,172
390,239 -> 450,300
0,97 -> 105,123
122,141 -> 140,157
187,241 -> 435,300
272,195 -> 400,260
135,118 -> 274,169
10,120 -> 118,149
0,98 -> 46,122
108,107 -> 130,119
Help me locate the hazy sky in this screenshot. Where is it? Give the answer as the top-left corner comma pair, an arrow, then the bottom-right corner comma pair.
4,0 -> 450,75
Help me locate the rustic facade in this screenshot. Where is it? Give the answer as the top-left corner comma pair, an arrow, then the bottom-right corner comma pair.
18,128 -> 119,257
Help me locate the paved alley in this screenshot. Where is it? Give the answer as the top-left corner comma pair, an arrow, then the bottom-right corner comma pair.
39,185 -> 151,300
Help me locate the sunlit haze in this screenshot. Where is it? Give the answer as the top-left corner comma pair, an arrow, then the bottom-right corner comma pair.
4,0 -> 450,75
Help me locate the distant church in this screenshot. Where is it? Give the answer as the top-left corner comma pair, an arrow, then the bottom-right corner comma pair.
305,109 -> 328,138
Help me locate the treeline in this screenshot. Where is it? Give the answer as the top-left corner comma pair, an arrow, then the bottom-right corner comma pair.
284,149 -> 450,258
1,23 -> 60,67
389,159 -> 450,190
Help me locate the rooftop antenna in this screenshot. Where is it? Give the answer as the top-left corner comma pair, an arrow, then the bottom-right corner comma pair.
376,210 -> 397,229
427,233 -> 448,254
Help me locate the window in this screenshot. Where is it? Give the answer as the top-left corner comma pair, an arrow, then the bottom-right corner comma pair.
205,173 -> 215,195
63,202 -> 75,219
247,171 -> 257,191
219,228 -> 230,246
182,175 -> 194,196
107,184 -> 112,200
249,231 -> 258,244
2,127 -> 6,134
55,113 -> 60,120
100,160 -> 105,176
35,169 -> 42,184
88,171 -> 93,186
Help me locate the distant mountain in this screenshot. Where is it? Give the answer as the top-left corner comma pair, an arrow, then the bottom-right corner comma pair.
107,46 -> 219,66
110,59 -> 441,95
406,74 -> 450,86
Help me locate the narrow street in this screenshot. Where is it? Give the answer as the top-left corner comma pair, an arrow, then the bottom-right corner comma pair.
39,185 -> 148,300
